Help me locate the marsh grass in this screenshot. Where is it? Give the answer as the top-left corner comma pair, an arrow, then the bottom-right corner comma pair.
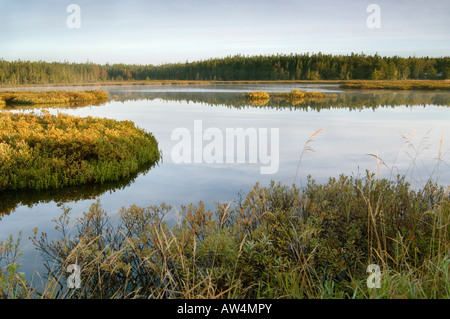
272,90 -> 332,104
245,90 -> 336,106
244,91 -> 271,106
1,169 -> 448,299
245,91 -> 271,100
0,90 -> 110,108
341,80 -> 450,90
0,111 -> 160,191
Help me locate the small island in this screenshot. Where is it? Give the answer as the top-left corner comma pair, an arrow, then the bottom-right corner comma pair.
245,89 -> 337,105
0,90 -> 110,108
0,111 -> 160,191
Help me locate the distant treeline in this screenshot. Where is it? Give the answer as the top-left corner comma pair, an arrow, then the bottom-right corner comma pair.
1,53 -> 449,84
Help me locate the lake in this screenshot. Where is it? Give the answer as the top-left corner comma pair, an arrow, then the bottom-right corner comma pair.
1,83 -> 449,280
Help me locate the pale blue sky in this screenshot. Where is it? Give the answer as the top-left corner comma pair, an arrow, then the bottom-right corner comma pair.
0,0 -> 449,64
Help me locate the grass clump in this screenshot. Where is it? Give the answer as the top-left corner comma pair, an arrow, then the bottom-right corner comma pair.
4,173 -> 448,299
0,111 -> 160,191
273,89 -> 332,105
245,90 -> 335,106
0,90 -> 110,108
273,89 -> 327,99
244,91 -> 271,105
245,91 -> 271,100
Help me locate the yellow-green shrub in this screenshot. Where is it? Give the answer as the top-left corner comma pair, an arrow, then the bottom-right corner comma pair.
245,91 -> 270,100
0,111 -> 160,191
273,89 -> 330,104
0,90 -> 109,108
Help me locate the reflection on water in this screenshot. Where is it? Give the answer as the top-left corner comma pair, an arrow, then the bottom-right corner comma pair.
0,160 -> 160,219
1,84 -> 449,219
0,99 -> 109,111
3,83 -> 450,111
111,89 -> 450,111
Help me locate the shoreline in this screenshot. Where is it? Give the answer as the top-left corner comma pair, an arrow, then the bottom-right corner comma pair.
1,79 -> 449,90
0,79 -> 345,88
0,79 -> 450,90
0,90 -> 110,108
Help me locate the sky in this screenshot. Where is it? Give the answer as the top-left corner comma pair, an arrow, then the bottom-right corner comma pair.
0,0 -> 449,65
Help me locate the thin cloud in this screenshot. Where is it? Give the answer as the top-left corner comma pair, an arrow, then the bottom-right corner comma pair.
1,0 -> 448,64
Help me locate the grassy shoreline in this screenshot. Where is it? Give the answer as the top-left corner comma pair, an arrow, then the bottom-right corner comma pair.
341,80 -> 450,90
1,174 -> 449,299
1,79 -> 449,90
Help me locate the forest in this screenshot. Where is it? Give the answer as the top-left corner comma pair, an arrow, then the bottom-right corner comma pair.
0,53 -> 449,85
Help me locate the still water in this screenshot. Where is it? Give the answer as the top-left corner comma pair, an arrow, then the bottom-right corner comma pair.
1,83 -> 449,278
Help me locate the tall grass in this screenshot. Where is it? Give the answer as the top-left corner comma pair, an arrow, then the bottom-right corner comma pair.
1,170 -> 448,299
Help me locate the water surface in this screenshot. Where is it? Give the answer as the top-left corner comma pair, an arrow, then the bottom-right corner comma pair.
1,83 -> 449,279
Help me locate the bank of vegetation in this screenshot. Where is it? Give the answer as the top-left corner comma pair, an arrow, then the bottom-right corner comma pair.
0,90 -> 110,108
0,111 -> 160,191
341,80 -> 450,90
1,173 -> 449,299
1,53 -> 449,85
